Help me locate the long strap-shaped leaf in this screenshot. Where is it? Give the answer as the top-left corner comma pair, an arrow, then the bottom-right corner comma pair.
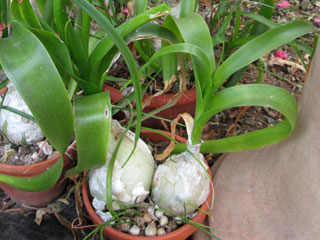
139,42 -> 211,118
89,4 -> 169,68
250,0 -> 274,35
212,20 -> 315,91
166,13 -> 215,117
73,0 -> 143,153
88,4 -> 170,87
190,84 -> 297,150
0,21 -> 74,191
66,92 -> 111,176
179,0 -> 197,18
11,0 -> 41,29
134,0 -> 148,15
27,27 -> 74,76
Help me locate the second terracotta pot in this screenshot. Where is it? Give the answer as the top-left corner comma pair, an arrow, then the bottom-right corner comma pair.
0,142 -> 77,207
103,85 -> 196,129
82,130 -> 213,240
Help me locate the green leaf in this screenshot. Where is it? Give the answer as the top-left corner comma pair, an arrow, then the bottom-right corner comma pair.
200,120 -> 292,153
126,22 -> 178,74
0,21 -> 74,190
27,27 -> 74,76
250,0 -> 274,35
11,0 -> 41,29
81,0 -> 92,54
170,13 -> 215,72
67,92 -> 111,176
242,11 -> 277,29
65,19 -> 90,82
89,3 -> 170,82
164,13 -> 215,117
73,0 -> 143,159
179,0 -> 197,18
139,42 -> 212,117
213,20 -> 315,91
43,0 -> 54,25
212,11 -> 233,47
191,84 -> 297,149
134,0 -> 148,15
53,0 -> 69,41
36,0 -> 46,14
0,159 -> 63,191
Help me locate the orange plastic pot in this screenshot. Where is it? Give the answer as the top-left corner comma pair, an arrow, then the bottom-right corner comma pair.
103,85 -> 196,129
0,142 -> 77,207
82,130 -> 213,240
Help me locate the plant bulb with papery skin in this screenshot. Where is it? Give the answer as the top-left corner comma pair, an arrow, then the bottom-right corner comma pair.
152,144 -> 210,215
0,83 -> 44,144
89,120 -> 155,210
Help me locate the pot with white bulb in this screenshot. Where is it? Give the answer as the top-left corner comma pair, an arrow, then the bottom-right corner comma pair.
82,124 -> 213,240
0,84 -> 77,207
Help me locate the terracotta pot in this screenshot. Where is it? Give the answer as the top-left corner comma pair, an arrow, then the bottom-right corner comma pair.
0,142 -> 77,207
103,85 -> 197,128
0,86 -> 7,95
82,130 -> 213,240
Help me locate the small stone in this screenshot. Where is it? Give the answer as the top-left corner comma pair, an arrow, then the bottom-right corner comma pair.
129,225 -> 140,236
147,207 -> 155,216
37,141 -> 53,156
143,213 -> 152,223
120,222 -> 130,232
145,222 -> 156,236
136,217 -> 145,226
159,215 -> 168,226
18,145 -> 29,156
155,210 -> 163,219
157,227 -> 166,236
31,152 -> 38,160
174,217 -> 183,225
168,220 -> 178,231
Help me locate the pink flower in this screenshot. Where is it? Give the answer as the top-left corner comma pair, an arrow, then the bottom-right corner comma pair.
123,8 -> 129,14
274,49 -> 288,60
315,17 -> 320,23
278,1 -> 291,8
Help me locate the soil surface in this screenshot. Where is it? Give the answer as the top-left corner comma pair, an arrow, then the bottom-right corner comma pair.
1,0 -> 319,239
0,138 -> 57,165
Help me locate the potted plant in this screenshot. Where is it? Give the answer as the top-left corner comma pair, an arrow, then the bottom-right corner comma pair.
0,0 -> 168,203
73,1 -> 315,239
105,0 -> 296,128
0,0 -> 315,239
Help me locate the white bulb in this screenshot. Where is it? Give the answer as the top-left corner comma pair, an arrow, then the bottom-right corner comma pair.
0,84 -> 43,144
152,145 -> 210,215
89,120 -> 155,208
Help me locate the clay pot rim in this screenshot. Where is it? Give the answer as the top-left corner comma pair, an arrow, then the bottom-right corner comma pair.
82,129 -> 214,240
103,85 -> 197,108
0,141 -> 76,177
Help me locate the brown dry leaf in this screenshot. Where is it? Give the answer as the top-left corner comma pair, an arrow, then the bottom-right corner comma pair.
57,198 -> 70,205
202,129 -> 219,141
142,75 -> 177,110
226,106 -> 252,137
155,113 -> 194,161
269,56 -> 306,73
200,0 -> 214,9
74,181 -> 85,223
155,114 -> 181,161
